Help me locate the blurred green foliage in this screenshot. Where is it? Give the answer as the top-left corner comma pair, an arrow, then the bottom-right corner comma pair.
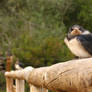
0,0 -> 92,91
0,72 -> 6,92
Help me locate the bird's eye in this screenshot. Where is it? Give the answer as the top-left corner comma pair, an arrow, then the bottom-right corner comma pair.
71,28 -> 73,30
79,27 -> 84,32
79,28 -> 81,30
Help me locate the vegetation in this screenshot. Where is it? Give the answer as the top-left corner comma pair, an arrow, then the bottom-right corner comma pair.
0,0 -> 92,91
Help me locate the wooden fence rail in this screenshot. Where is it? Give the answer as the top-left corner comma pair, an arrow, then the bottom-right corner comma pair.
5,58 -> 92,92
5,55 -> 48,92
6,76 -> 48,92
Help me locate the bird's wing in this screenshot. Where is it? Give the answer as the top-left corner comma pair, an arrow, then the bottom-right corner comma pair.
19,62 -> 24,68
77,34 -> 92,55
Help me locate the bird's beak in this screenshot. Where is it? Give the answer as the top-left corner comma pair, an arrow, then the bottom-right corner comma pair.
71,29 -> 81,35
66,28 -> 82,40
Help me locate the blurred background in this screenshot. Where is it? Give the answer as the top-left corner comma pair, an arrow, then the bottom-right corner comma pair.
0,0 -> 92,91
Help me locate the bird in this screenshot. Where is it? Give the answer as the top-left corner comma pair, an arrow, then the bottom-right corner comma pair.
14,60 -> 24,70
64,24 -> 92,58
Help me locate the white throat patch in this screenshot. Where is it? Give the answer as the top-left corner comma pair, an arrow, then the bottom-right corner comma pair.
82,30 -> 90,35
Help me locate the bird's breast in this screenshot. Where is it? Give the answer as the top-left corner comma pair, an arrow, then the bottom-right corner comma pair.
15,64 -> 22,70
64,37 -> 91,58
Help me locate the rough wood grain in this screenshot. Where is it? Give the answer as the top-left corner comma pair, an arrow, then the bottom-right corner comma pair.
5,58 -> 92,92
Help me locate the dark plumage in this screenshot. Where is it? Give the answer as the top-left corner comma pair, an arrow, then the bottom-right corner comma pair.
64,24 -> 92,58
77,34 -> 92,55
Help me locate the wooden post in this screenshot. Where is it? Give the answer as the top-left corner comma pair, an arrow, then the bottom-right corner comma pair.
16,79 -> 25,92
30,84 -> 48,92
6,55 -> 13,92
6,78 -> 13,92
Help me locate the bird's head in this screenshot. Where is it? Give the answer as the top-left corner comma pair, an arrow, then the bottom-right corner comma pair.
67,25 -> 90,40
15,61 -> 19,64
